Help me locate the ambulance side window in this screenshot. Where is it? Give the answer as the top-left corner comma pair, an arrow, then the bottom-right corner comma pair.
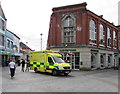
48,57 -> 54,64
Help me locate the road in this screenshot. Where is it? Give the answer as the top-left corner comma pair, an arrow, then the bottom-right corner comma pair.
1,66 -> 119,92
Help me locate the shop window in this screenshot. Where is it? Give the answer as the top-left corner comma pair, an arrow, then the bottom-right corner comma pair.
89,20 -> 96,44
100,55 -> 104,67
108,55 -> 111,66
91,54 -> 96,68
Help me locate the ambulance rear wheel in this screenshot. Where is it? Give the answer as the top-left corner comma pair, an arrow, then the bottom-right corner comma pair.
34,67 -> 38,73
52,70 -> 57,76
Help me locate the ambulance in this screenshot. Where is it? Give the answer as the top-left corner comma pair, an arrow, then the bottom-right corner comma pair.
30,50 -> 71,76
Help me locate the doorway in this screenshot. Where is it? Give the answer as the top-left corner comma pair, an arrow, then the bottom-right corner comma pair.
62,52 -> 80,70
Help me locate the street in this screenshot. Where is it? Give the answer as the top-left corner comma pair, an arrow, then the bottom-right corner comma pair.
2,66 -> 119,92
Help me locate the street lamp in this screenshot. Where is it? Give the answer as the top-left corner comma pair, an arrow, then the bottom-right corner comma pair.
40,33 -> 43,50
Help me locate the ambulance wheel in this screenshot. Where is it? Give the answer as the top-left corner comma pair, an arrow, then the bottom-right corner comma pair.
64,73 -> 69,76
52,70 -> 57,76
34,67 -> 38,73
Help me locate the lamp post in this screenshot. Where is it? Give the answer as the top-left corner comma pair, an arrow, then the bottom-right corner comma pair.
40,33 -> 43,50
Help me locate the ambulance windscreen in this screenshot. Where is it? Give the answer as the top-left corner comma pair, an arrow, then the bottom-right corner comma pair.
53,57 -> 65,63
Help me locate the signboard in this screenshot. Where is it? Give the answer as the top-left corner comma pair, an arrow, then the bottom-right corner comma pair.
60,49 -> 76,51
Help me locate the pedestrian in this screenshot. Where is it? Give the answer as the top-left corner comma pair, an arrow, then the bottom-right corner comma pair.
21,59 -> 25,72
25,60 -> 30,72
17,59 -> 20,66
8,60 -> 16,78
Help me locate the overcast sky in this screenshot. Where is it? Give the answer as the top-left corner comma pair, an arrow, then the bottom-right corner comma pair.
1,0 -> 119,51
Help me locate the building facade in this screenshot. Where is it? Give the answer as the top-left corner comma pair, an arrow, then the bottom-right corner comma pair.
47,2 -> 119,70
0,3 -> 7,66
4,30 -> 21,66
20,42 -> 32,62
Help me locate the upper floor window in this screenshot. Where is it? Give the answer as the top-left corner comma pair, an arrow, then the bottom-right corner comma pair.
7,39 -> 10,48
113,31 -> 117,48
62,15 -> 76,44
107,28 -> 112,47
89,20 -> 96,44
0,19 -> 5,30
0,35 -> 4,46
99,24 -> 105,45
11,41 -> 13,49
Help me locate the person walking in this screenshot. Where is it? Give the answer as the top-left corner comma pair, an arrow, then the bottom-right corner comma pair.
9,60 -> 16,78
25,60 -> 30,72
21,59 -> 25,72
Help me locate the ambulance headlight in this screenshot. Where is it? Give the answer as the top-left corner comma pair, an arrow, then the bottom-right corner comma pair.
58,66 -> 63,69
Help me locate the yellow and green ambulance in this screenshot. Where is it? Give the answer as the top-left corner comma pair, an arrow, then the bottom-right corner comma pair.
30,50 -> 71,76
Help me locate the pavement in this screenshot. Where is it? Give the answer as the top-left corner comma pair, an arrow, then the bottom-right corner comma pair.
1,65 -> 119,93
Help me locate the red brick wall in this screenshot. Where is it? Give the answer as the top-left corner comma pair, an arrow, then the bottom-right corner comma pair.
47,3 -> 119,50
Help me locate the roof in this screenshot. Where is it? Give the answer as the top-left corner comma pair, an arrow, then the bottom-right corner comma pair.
52,2 -> 118,30
20,42 -> 32,50
6,29 -> 20,39
52,2 -> 87,12
0,2 -> 7,20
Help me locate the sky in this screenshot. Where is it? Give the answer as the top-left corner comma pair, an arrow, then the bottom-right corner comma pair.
0,0 -> 119,51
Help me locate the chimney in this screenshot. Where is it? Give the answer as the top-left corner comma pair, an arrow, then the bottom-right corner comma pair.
99,15 -> 103,18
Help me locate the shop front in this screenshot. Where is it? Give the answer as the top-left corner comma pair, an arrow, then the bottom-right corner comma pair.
51,47 -> 115,70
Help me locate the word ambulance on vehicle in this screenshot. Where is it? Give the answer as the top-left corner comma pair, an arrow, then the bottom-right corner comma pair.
30,50 -> 71,76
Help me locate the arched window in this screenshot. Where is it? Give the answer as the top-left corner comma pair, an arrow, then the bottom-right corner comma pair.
89,20 -> 96,44
62,15 -> 76,44
113,31 -> 117,48
107,28 -> 112,47
99,24 -> 105,45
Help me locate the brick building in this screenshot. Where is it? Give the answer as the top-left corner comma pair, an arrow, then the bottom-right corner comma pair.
47,2 -> 119,70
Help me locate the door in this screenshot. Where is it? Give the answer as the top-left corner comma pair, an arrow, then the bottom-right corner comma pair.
62,52 -> 80,70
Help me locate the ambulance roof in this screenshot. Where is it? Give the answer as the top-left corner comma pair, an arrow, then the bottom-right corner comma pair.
30,50 -> 59,54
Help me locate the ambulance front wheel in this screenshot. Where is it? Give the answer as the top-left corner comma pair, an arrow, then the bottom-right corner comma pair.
34,67 -> 38,73
52,70 -> 57,76
64,73 -> 69,76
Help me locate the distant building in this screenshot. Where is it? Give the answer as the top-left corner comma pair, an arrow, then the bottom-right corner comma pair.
117,25 -> 120,67
47,2 -> 119,70
20,42 -> 32,62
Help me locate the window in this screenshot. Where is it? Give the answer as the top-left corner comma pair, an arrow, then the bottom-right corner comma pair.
113,31 -> 117,48
99,24 -> 105,45
89,20 -> 96,44
62,15 -> 76,44
0,35 -> 4,46
107,28 -> 112,47
11,41 -> 13,49
0,19 -> 4,30
100,54 -> 104,67
48,57 -> 54,64
108,55 -> 111,66
7,39 -> 10,48
53,57 -> 65,63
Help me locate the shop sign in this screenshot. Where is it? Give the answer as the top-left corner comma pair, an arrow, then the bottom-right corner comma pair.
60,49 -> 76,51
91,49 -> 99,52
